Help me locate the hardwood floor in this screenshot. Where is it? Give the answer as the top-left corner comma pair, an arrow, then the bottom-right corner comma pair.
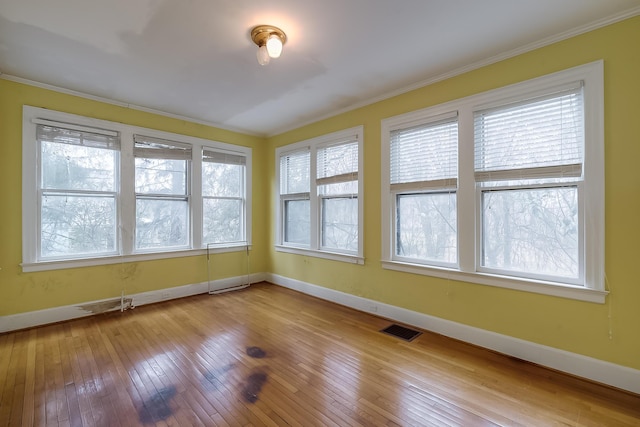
1,282 -> 639,426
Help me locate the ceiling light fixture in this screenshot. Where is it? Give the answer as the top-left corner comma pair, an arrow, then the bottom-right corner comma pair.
251,25 -> 287,66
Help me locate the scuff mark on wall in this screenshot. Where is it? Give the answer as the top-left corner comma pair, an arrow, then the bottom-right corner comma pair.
27,276 -> 63,292
117,262 -> 139,281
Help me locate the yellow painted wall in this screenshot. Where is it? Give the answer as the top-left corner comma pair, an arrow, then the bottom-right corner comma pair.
267,16 -> 640,370
0,80 -> 269,315
1,16 -> 638,373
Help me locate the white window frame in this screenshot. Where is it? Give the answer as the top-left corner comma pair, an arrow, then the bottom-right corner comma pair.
389,111 -> 459,269
381,61 -> 606,303
279,148 -> 311,248
34,119 -> 121,261
275,126 -> 364,264
201,148 -> 248,247
22,106 -> 252,272
133,135 -> 192,252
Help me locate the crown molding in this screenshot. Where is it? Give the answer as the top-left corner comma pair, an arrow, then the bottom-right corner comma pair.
0,73 -> 266,138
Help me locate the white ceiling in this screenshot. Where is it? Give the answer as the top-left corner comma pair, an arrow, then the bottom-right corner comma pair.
1,1 -> 639,136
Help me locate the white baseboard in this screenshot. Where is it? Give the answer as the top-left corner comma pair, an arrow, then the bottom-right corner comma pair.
3,272 -> 638,395
266,273 -> 640,395
0,272 -> 266,333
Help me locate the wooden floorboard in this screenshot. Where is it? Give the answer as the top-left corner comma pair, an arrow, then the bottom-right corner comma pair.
0,282 -> 638,426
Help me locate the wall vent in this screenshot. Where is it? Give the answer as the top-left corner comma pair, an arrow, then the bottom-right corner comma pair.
380,324 -> 422,341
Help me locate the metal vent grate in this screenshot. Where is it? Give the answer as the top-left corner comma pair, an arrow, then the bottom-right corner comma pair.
380,324 -> 422,342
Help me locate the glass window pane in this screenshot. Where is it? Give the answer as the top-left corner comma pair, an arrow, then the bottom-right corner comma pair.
280,151 -> 310,194
319,181 -> 357,196
396,193 -> 457,263
284,199 -> 310,245
41,194 -> 116,257
203,198 -> 242,244
474,88 -> 583,173
391,119 -> 458,185
202,162 -> 243,197
136,199 -> 188,249
317,142 -> 358,179
135,158 -> 187,195
42,142 -> 115,191
482,187 -> 579,278
322,197 -> 358,251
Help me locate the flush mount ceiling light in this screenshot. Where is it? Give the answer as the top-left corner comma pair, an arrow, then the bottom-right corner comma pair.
251,25 -> 287,66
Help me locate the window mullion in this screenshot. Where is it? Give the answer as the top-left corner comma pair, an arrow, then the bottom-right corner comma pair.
356,137 -> 364,257
191,148 -> 202,250
120,129 -> 135,256
310,146 -> 319,250
457,107 -> 476,273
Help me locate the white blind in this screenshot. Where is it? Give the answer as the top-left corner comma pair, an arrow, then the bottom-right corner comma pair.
36,124 -> 120,150
390,115 -> 458,191
280,149 -> 310,195
474,83 -> 584,182
203,149 -> 245,165
317,139 -> 358,186
134,135 -> 192,160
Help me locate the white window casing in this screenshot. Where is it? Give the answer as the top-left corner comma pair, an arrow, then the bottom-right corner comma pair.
381,61 -> 605,303
22,106 -> 252,272
276,126 -> 364,264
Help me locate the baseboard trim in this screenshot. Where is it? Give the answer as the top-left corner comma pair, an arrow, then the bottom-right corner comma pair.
266,273 -> 640,395
0,273 -> 266,333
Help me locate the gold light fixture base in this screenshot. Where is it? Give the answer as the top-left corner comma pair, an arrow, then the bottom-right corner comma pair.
251,25 -> 287,47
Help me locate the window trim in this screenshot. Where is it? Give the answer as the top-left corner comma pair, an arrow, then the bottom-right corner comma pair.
275,126 -> 364,264
22,106 -> 252,272
381,61 -> 605,303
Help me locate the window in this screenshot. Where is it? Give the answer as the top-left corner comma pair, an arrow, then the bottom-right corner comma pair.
317,141 -> 359,252
36,121 -> 120,259
390,113 -> 458,267
280,149 -> 311,246
381,62 -> 605,302
134,135 -> 191,250
474,85 -> 583,283
22,106 -> 251,271
276,126 -> 363,263
202,149 -> 246,245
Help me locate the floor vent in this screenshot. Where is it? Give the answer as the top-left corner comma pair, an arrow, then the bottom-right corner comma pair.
381,324 -> 422,342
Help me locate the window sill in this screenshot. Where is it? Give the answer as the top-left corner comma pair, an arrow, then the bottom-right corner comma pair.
381,260 -> 607,303
275,245 -> 364,265
22,244 -> 251,273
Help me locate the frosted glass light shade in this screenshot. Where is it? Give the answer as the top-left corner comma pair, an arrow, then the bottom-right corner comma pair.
250,25 -> 286,65
266,35 -> 283,58
256,45 -> 270,65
